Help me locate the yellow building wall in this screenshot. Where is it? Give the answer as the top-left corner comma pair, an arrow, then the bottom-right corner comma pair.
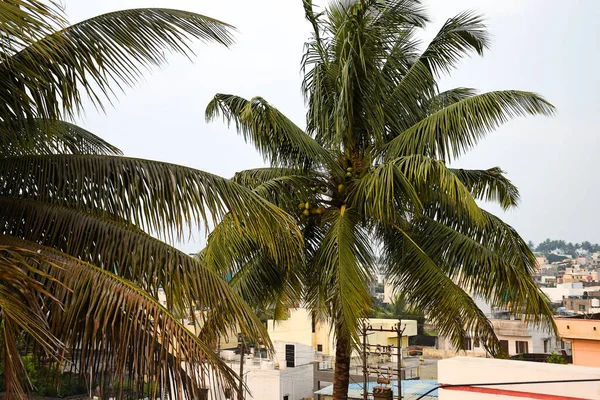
572,339 -> 600,367
555,317 -> 600,367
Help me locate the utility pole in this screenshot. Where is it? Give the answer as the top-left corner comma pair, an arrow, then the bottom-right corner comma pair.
363,323 -> 368,400
397,320 -> 405,400
238,340 -> 245,400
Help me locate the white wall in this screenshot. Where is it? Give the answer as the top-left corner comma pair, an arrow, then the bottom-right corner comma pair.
438,357 -> 600,400
541,282 -> 585,302
280,364 -> 314,400
245,369 -> 281,400
273,341 -> 314,369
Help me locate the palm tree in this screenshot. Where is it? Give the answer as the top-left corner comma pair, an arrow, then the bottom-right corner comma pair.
202,1 -> 556,398
0,1 -> 301,398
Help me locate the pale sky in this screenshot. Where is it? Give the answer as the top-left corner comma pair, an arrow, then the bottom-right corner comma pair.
65,0 -> 600,252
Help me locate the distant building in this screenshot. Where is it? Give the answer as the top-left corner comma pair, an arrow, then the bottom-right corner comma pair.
535,256 -> 548,270
576,256 -> 589,265
541,282 -> 586,303
562,292 -> 600,314
436,309 -> 565,358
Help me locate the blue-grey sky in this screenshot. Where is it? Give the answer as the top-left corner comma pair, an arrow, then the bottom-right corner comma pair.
66,0 -> 600,252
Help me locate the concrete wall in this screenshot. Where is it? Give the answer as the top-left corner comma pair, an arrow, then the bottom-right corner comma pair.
366,319 -> 417,347
423,348 -> 487,359
541,282 -> 585,303
313,320 -> 335,356
280,364 -> 314,400
245,369 -> 282,400
268,309 -> 313,348
273,341 -> 314,369
244,364 -> 314,400
438,356 -> 600,400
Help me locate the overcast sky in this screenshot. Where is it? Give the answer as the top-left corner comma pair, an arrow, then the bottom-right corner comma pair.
65,0 -> 600,252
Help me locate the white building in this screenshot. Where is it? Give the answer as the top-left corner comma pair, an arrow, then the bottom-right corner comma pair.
541,282 -> 586,303
220,341 -> 315,400
267,308 -> 417,358
436,317 -> 564,357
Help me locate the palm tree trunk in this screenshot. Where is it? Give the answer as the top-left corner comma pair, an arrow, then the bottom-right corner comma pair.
332,330 -> 351,400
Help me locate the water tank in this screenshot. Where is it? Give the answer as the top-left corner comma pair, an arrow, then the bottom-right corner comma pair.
592,298 -> 600,308
260,361 -> 274,370
221,350 -> 235,361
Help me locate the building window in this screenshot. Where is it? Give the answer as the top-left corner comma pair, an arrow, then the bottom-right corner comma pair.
543,339 -> 550,353
317,344 -> 323,352
283,396 -> 289,400
473,338 -> 480,348
285,344 -> 295,368
516,341 -> 529,354
579,304 -> 586,312
463,337 -> 472,351
500,340 -> 509,354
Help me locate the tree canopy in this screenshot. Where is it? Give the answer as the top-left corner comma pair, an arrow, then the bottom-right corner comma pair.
203,1 -> 556,398
0,1 -> 301,397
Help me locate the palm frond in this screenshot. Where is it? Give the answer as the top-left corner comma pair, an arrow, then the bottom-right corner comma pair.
0,8 -> 234,124
311,208 -> 374,343
384,12 -> 489,135
450,167 -> 520,209
384,90 -> 555,161
349,160 -> 422,223
407,214 -> 554,327
0,155 -> 302,261
0,0 -> 66,58
426,87 -> 478,113
0,196 -> 269,344
232,167 -> 320,207
414,11 -> 489,77
206,94 -> 336,171
393,155 -> 484,222
0,236 -> 241,400
381,224 -> 503,355
0,120 -> 121,157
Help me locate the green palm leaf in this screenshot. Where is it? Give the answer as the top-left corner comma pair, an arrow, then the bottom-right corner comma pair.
450,167 -> 520,209
384,90 -> 555,161
0,196 -> 269,342
382,224 -> 502,355
0,0 -> 65,57
311,209 -> 374,342
0,119 -> 121,156
0,237 -> 241,400
408,214 -> 553,325
0,8 -> 234,125
0,155 -> 301,261
206,94 -> 337,171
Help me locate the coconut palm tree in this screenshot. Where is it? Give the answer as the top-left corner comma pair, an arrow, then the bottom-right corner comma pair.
0,1 -> 301,398
202,1 -> 556,398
